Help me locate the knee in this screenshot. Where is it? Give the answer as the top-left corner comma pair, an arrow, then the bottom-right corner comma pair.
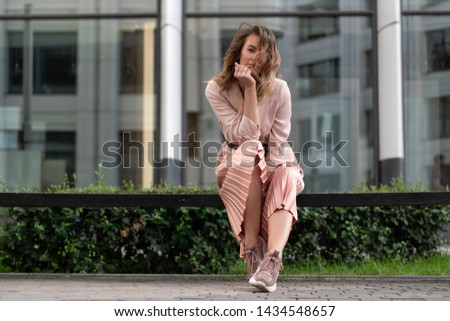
272,166 -> 297,185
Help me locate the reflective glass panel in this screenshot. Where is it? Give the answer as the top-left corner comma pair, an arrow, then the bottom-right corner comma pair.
186,0 -> 374,13
2,0 -> 157,15
0,18 -> 157,191
403,15 -> 450,190
402,0 -> 450,10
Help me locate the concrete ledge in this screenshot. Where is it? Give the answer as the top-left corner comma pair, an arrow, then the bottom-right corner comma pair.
1,273 -> 450,282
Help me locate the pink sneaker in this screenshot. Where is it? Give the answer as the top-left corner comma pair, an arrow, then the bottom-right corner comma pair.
243,236 -> 267,278
249,250 -> 283,292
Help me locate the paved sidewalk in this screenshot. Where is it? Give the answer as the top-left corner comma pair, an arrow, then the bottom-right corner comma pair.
1,274 -> 450,301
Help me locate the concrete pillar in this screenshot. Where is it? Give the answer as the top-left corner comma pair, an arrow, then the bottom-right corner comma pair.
377,0 -> 405,185
157,0 -> 183,184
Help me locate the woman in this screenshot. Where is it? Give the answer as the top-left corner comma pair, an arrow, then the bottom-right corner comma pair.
205,24 -> 304,293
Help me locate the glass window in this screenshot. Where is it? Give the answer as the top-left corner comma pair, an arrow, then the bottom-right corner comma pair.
8,32 -> 77,94
187,112 -> 199,159
365,50 -> 373,88
298,59 -> 340,97
35,33 -> 77,94
119,131 -> 144,186
8,33 -> 23,93
402,0 -> 450,10
44,131 -> 76,185
299,119 -> 312,145
117,0 -> 158,14
364,110 -> 374,147
295,0 -> 343,11
426,28 -> 450,72
317,113 -> 340,148
121,30 -> 144,94
439,96 -> 450,138
428,0 -> 450,5
299,17 -> 339,41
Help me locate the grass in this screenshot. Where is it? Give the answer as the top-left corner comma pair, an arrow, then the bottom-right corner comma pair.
1,251 -> 448,275
224,253 -> 450,276
1,256 -> 448,275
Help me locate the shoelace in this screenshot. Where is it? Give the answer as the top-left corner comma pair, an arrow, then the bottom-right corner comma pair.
259,253 -> 283,277
245,248 -> 259,275
262,257 -> 276,274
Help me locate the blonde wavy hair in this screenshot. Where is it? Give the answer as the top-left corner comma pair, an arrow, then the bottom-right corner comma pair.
213,24 -> 281,102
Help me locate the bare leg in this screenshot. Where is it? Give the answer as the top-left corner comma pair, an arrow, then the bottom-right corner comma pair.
243,166 -> 262,247
267,209 -> 292,257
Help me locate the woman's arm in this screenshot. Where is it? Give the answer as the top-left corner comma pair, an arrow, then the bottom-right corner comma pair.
235,62 -> 259,128
266,80 -> 298,169
205,80 -> 261,144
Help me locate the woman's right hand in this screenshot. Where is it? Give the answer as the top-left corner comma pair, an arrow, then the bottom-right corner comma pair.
234,62 -> 256,88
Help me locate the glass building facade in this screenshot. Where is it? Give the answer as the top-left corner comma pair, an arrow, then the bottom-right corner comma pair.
402,0 -> 450,191
0,0 -> 448,193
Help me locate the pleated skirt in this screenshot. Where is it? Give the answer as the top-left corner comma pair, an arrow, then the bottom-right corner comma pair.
216,140 -> 304,257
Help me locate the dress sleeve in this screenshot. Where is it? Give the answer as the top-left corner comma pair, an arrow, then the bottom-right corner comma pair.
266,80 -> 299,169
205,80 -> 261,144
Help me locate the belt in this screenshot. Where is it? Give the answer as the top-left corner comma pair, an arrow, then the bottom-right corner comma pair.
227,142 -> 239,149
227,141 -> 268,156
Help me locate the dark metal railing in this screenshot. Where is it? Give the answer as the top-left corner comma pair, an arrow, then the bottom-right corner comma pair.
0,192 -> 448,208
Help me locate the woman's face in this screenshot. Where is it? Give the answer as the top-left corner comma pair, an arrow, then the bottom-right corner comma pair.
239,33 -> 265,75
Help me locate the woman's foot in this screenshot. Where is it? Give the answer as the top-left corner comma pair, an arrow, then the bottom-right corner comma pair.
244,236 -> 267,278
249,250 -> 283,292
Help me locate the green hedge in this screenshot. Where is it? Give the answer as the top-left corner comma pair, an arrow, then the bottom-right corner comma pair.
286,205 -> 448,265
0,177 -> 448,273
0,206 -> 236,273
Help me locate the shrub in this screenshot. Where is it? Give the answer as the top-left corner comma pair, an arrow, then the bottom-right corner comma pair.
0,177 -> 448,273
286,178 -> 449,265
0,205 -> 236,274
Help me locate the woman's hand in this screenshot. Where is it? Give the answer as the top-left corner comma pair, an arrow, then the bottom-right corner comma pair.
234,62 -> 256,88
234,63 -> 259,126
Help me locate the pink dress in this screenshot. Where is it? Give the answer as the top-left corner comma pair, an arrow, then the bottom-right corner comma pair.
205,78 -> 304,256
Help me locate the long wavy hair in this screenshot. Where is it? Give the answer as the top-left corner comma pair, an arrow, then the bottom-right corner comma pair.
213,24 -> 281,102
